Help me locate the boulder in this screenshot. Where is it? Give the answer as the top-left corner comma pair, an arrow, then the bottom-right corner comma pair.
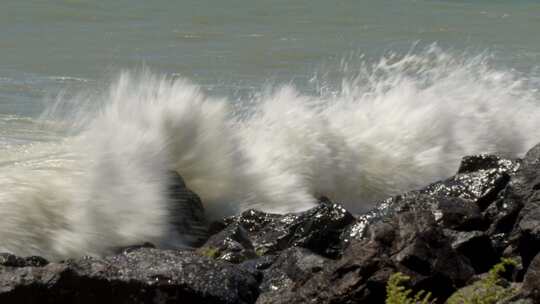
0,253 -> 49,267
522,252 -> 540,302
219,198 -> 355,259
0,248 -> 260,304
354,154 -> 518,241
267,210 -> 475,303
255,247 -> 329,304
444,230 -> 498,273
197,223 -> 258,263
504,144 -> 540,269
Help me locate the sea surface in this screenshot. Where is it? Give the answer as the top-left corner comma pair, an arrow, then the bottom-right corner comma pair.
2,0 -> 540,117
1,0 -> 540,259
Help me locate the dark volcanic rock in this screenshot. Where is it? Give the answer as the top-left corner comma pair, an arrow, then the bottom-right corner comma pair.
505,144 -> 540,270
445,230 -> 498,274
457,154 -> 520,175
0,253 -> 49,268
220,199 -> 355,259
255,247 -> 329,304
522,252 -> 540,302
198,223 -> 258,263
0,248 -> 259,304
168,171 -> 209,247
253,154 -> 521,303
264,210 -> 475,304
353,154 -> 518,241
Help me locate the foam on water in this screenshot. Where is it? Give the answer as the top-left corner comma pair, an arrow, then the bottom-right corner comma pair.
1,47 -> 539,259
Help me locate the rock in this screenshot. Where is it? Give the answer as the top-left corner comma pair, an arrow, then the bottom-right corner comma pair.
445,230 -> 498,273
522,252 -> 540,302
168,171 -> 209,247
422,161 -> 513,211
255,248 -> 329,304
197,223 -> 258,263
272,210 -> 475,303
384,211 -> 475,297
271,240 -> 388,304
221,199 -> 355,259
484,196 -> 523,240
354,155 -> 518,240
0,253 -> 49,267
436,196 -> 486,231
237,154 -> 521,303
505,144 -> 540,269
457,154 -> 520,175
0,248 -> 259,304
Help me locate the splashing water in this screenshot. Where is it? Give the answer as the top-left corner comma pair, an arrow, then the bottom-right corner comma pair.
1,48 -> 539,259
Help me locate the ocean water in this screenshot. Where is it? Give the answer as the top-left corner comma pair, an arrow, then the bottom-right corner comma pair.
1,0 -> 540,259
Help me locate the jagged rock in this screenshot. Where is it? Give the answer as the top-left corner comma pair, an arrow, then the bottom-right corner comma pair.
437,196 -> 486,231
0,253 -> 49,267
246,154 -> 520,303
197,223 -> 257,263
484,196 -> 523,240
354,154 -> 518,240
221,199 -> 355,259
0,248 -> 259,304
168,171 -> 209,247
445,230 -> 498,273
505,144 -> 540,269
522,252 -> 540,302
457,154 -> 520,175
255,247 -> 329,304
272,210 -> 474,303
381,211 -> 475,297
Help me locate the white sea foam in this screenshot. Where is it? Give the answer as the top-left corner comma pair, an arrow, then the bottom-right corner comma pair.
1,47 -> 539,259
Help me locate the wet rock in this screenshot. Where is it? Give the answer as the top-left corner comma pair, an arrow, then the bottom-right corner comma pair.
273,210 -> 474,303
222,199 -> 354,258
445,230 -> 498,273
457,154 -> 520,175
436,196 -> 486,231
424,168 -> 512,211
0,248 -> 259,304
0,253 -> 49,267
385,212 -> 474,296
251,154 -> 521,303
522,252 -> 540,302
505,144 -> 540,269
255,248 -> 329,304
198,223 -> 257,263
273,241 -> 388,304
354,155 -> 517,240
168,171 -> 209,246
485,196 -> 523,236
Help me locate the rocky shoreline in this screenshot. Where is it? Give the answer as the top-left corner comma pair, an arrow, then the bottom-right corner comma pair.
3,145 -> 540,303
